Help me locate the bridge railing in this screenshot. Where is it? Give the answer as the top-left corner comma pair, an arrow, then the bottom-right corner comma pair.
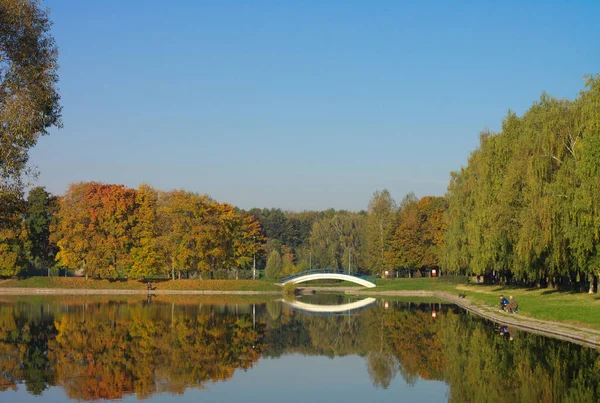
280,268 -> 372,284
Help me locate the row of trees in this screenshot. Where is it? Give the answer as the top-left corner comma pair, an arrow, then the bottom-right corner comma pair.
441,76 -> 600,290
46,182 -> 262,279
1,183 -> 448,279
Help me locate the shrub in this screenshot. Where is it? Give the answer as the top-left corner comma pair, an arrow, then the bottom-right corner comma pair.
282,282 -> 297,297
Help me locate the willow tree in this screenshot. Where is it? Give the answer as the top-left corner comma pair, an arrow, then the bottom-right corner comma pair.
442,75 -> 600,289
308,212 -> 365,272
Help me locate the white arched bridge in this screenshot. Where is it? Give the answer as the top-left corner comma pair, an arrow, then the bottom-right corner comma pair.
280,269 -> 377,288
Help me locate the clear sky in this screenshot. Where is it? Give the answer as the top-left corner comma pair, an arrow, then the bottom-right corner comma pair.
31,0 -> 600,211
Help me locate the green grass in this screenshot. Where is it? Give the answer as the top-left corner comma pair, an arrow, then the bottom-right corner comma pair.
0,277 -> 280,291
456,283 -> 600,329
366,278 -> 600,329
374,278 -> 457,292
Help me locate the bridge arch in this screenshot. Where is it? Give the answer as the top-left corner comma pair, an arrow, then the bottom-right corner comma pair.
280,269 -> 376,288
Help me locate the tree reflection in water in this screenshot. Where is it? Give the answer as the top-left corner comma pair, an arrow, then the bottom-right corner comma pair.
0,297 -> 599,402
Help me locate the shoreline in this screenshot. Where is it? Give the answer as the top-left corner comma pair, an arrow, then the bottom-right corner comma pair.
347,289 -> 600,350
1,287 -> 599,349
0,288 -> 283,295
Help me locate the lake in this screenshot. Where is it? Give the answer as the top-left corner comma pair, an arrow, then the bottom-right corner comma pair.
0,294 -> 598,402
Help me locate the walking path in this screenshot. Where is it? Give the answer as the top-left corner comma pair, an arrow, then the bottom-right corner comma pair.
346,289 -> 600,350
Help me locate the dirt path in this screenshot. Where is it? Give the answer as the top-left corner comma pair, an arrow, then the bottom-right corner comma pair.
346,289 -> 600,350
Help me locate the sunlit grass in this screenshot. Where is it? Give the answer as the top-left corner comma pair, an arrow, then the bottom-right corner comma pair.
0,277 -> 280,291
368,278 -> 600,329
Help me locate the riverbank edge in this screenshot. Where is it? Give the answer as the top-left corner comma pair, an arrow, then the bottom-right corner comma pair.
0,288 -> 283,295
346,289 -> 600,350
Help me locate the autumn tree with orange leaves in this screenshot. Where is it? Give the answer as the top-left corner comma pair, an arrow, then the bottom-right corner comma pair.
389,195 -> 447,273
52,182 -> 264,279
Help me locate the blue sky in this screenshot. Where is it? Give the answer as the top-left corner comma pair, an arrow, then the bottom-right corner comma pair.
31,0 -> 600,211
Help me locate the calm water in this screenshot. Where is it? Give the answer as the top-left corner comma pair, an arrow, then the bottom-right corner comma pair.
0,294 -> 599,403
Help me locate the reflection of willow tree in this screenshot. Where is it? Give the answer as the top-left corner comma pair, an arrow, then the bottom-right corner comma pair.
365,310 -> 398,388
440,311 -> 600,402
264,302 -> 600,400
266,300 -> 281,321
263,308 -> 364,358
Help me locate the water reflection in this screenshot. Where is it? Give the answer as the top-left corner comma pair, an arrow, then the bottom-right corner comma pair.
281,296 -> 376,314
0,296 -> 599,402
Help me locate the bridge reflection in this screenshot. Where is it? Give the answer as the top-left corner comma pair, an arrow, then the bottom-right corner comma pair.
281,297 -> 377,315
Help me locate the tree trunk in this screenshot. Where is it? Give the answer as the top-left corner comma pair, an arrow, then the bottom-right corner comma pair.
589,272 -> 595,294
171,263 -> 175,281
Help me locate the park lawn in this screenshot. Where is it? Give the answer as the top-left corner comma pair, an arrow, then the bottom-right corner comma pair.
374,278 -> 458,293
456,283 -> 600,329
0,277 -> 280,292
370,278 -> 600,329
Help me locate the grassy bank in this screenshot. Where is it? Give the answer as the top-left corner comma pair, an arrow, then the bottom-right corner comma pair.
0,277 -> 280,292
370,278 -> 600,329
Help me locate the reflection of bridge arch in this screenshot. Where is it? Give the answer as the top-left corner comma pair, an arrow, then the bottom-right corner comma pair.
280,269 -> 376,288
281,297 -> 377,314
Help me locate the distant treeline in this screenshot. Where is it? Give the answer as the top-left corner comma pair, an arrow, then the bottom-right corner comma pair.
0,183 -> 447,280
1,77 -> 600,290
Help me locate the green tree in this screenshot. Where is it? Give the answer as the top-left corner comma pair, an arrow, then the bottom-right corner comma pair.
265,250 -> 283,279
24,187 -> 58,275
0,0 -> 61,220
364,190 -> 397,275
309,212 -> 365,272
